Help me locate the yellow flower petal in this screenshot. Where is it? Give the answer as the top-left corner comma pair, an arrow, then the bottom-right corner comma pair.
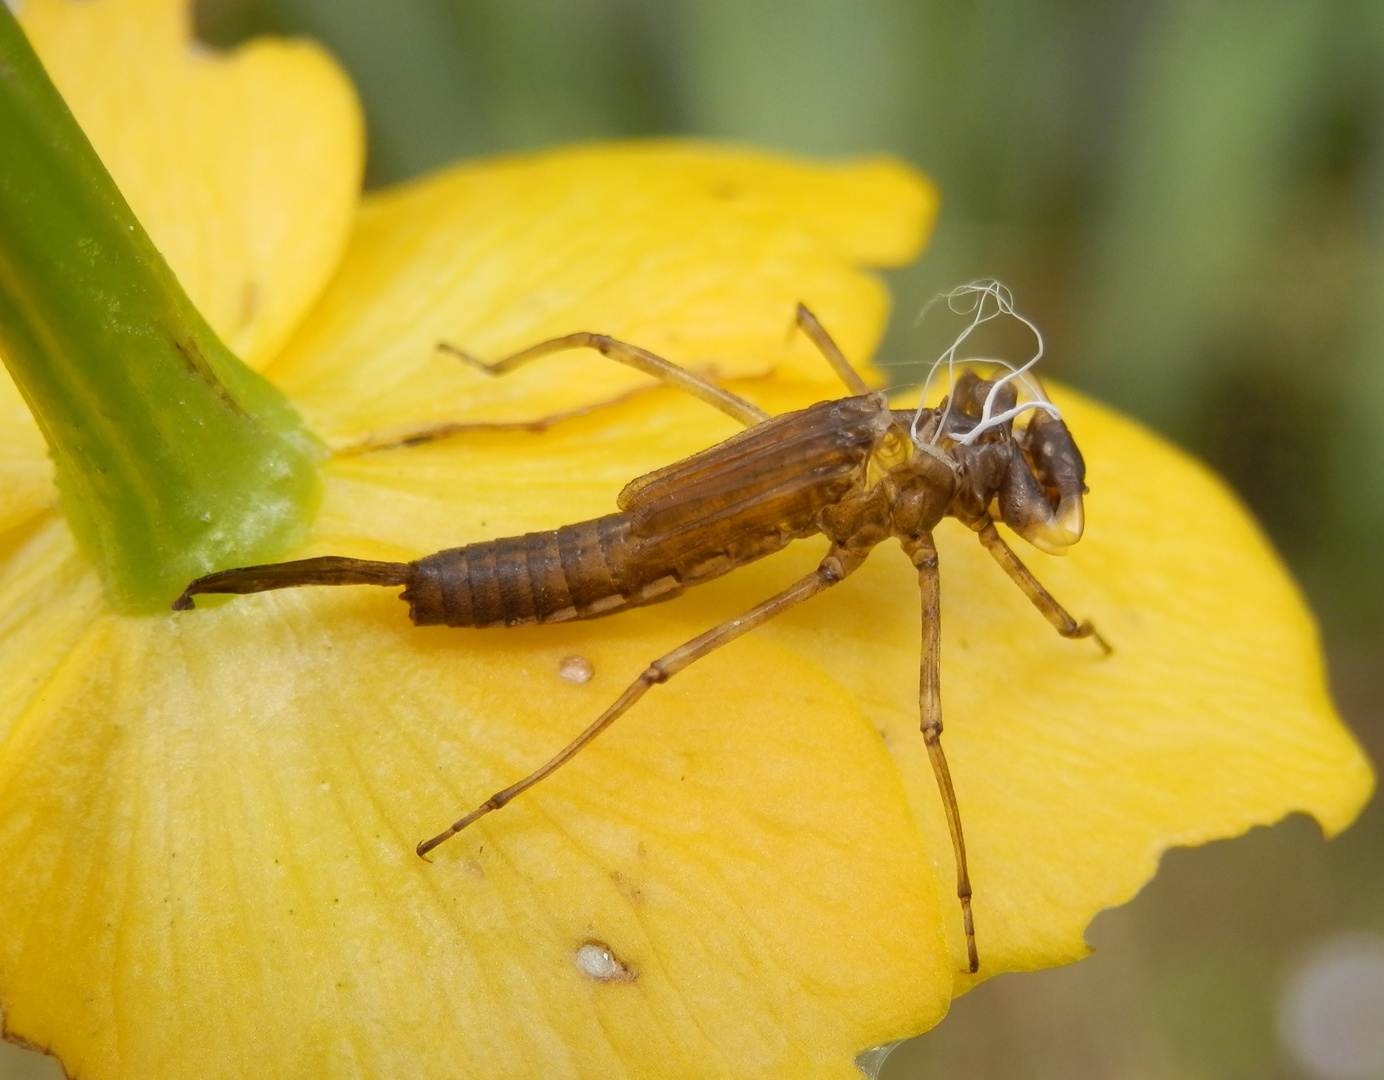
18,0 -> 364,368
0,6 -> 1369,1077
2,323 -> 1371,1078
0,521 -> 949,1080
266,143 -> 935,446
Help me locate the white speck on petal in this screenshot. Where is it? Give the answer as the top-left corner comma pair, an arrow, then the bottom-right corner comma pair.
558,656 -> 594,684
575,941 -> 633,982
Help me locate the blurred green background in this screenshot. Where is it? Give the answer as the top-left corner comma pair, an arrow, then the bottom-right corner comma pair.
8,1 -> 1382,1077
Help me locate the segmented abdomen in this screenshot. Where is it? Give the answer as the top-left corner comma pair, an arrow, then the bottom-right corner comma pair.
402,395 -> 891,629
403,514 -> 683,628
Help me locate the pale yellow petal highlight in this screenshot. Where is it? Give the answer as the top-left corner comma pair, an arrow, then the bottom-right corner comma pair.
20,0 -> 365,368
0,525 -> 948,1080
267,143 -> 936,446
0,380 -> 53,535
0,516 -> 105,751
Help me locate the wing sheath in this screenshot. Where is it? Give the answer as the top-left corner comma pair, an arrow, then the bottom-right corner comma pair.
618,393 -> 893,553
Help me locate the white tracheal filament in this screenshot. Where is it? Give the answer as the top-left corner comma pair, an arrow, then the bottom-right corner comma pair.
910,280 -> 1063,449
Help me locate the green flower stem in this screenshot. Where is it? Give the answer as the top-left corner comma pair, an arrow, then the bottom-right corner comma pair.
0,8 -> 323,614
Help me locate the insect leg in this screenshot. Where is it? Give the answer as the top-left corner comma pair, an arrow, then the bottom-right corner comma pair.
794,304 -> 872,396
438,333 -> 769,427
416,544 -> 868,858
975,519 -> 1112,654
903,534 -> 979,974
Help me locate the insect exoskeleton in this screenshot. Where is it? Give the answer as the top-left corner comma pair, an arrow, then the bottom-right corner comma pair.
173,282 -> 1108,974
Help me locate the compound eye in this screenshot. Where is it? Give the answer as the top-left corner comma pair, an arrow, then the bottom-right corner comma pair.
1001,412 -> 1087,554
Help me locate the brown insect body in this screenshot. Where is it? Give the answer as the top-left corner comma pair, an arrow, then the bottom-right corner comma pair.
403,394 -> 894,628
178,380 -> 1082,630
173,311 -> 1105,975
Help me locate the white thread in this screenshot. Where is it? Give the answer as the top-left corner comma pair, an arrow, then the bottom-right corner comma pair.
909,280 -> 1062,448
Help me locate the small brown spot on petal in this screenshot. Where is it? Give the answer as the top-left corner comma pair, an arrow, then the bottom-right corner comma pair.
610,869 -> 644,904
